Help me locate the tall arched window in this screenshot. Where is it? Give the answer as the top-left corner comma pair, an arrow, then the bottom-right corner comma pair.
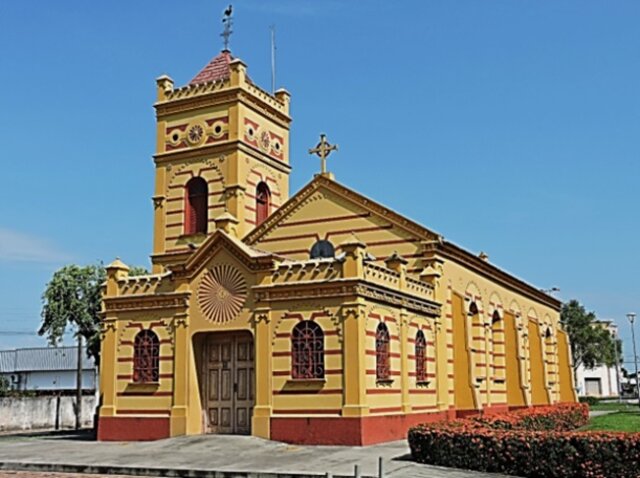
256,182 -> 271,225
544,328 -> 555,385
185,177 -> 208,235
376,322 -> 391,380
491,310 -> 505,380
133,329 -> 160,383
291,321 -> 324,379
415,330 -> 427,383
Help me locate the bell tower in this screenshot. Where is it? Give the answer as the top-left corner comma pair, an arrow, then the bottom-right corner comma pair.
150,49 -> 291,272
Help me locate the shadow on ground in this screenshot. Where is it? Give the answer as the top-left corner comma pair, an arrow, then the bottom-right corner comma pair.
0,429 -> 95,441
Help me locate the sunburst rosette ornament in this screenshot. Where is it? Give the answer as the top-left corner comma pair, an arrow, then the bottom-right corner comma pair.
197,265 -> 248,324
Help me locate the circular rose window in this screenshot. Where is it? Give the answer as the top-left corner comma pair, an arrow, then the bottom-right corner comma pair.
198,265 -> 247,324
187,124 -> 204,145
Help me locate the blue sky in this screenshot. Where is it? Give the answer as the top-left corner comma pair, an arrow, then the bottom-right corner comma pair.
0,1 -> 639,366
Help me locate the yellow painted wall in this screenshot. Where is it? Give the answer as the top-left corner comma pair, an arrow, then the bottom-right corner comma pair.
557,329 -> 578,402
504,311 -> 526,407
152,59 -> 291,267
528,319 -> 550,405
452,293 -> 476,410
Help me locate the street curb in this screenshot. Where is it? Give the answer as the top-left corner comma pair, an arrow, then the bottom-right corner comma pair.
0,462 -> 373,478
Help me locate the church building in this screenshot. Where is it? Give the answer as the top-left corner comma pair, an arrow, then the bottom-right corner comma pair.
97,38 -> 577,445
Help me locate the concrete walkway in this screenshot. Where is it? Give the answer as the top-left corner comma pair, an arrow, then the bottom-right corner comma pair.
0,430 -> 512,478
588,410 -> 614,418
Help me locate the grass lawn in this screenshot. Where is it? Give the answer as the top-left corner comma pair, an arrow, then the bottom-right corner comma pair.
589,401 -> 638,412
582,411 -> 640,432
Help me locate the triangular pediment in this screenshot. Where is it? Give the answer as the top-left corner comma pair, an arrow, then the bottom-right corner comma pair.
244,175 -> 441,272
173,230 -> 275,279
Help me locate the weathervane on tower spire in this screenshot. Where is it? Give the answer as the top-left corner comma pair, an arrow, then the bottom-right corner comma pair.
221,5 -> 233,51
309,134 -> 338,175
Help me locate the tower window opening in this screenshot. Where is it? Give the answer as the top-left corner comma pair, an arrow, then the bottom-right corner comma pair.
185,177 -> 208,235
256,182 -> 271,225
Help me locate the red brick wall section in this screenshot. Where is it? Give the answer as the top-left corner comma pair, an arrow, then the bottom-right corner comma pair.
97,417 -> 170,441
271,410 -> 451,446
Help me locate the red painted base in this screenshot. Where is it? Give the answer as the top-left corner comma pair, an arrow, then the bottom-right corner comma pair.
271,410 -> 452,446
481,404 -> 510,415
97,416 -> 170,441
455,408 -> 480,419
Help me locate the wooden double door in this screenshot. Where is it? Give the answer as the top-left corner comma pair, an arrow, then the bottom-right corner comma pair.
203,332 -> 255,434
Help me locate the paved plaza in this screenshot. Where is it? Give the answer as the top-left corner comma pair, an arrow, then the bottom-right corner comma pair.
0,430 -> 511,478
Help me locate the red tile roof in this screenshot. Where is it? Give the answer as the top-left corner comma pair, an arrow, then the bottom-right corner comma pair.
189,50 -> 233,85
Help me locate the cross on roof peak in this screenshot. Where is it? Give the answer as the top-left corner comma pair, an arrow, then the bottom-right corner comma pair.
308,133 -> 338,175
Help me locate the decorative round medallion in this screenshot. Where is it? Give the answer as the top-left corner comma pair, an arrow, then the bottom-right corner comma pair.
259,130 -> 271,152
187,124 -> 204,145
197,265 -> 247,324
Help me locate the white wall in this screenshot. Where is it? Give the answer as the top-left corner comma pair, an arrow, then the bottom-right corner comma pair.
576,363 -> 620,397
21,370 -> 96,391
0,396 -> 96,431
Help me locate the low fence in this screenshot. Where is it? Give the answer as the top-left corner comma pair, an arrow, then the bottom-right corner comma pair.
0,395 -> 96,432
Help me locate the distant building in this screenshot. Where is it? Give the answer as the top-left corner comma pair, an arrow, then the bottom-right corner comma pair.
575,320 -> 620,397
0,346 -> 96,392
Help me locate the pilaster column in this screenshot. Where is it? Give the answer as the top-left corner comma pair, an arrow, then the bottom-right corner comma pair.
399,310 -> 411,413
252,308 -> 272,439
101,259 -> 129,417
341,304 -> 368,417
99,318 -> 118,417
224,184 -> 246,235
170,313 -> 189,436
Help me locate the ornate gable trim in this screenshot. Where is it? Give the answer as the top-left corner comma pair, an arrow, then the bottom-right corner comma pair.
243,175 -> 442,245
170,230 -> 276,279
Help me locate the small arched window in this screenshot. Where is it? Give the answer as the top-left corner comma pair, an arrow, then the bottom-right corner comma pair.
256,182 -> 271,225
133,329 -> 160,383
291,321 -> 324,379
185,177 -> 208,235
469,301 -> 479,316
376,322 -> 391,381
310,240 -> 335,259
415,330 -> 427,383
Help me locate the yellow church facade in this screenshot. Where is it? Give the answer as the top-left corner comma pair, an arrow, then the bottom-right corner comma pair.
97,48 -> 577,445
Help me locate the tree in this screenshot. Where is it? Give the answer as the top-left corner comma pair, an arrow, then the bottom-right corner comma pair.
0,375 -> 10,397
39,263 -> 149,365
560,299 -> 619,375
39,262 -> 148,429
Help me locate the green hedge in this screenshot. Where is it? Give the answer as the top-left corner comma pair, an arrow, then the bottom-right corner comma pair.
472,403 -> 589,431
409,424 -> 640,478
579,396 -> 600,407
408,404 -> 640,478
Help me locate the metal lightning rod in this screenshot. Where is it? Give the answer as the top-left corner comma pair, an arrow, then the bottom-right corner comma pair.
270,24 -> 276,94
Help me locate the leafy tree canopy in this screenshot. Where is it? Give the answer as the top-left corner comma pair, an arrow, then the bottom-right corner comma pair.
560,299 -> 620,372
39,262 -> 148,364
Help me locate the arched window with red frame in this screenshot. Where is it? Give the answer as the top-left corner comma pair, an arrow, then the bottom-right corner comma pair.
291,321 -> 324,379
185,177 -> 208,235
256,182 -> 271,225
376,322 -> 391,380
133,329 -> 160,383
415,330 -> 427,383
